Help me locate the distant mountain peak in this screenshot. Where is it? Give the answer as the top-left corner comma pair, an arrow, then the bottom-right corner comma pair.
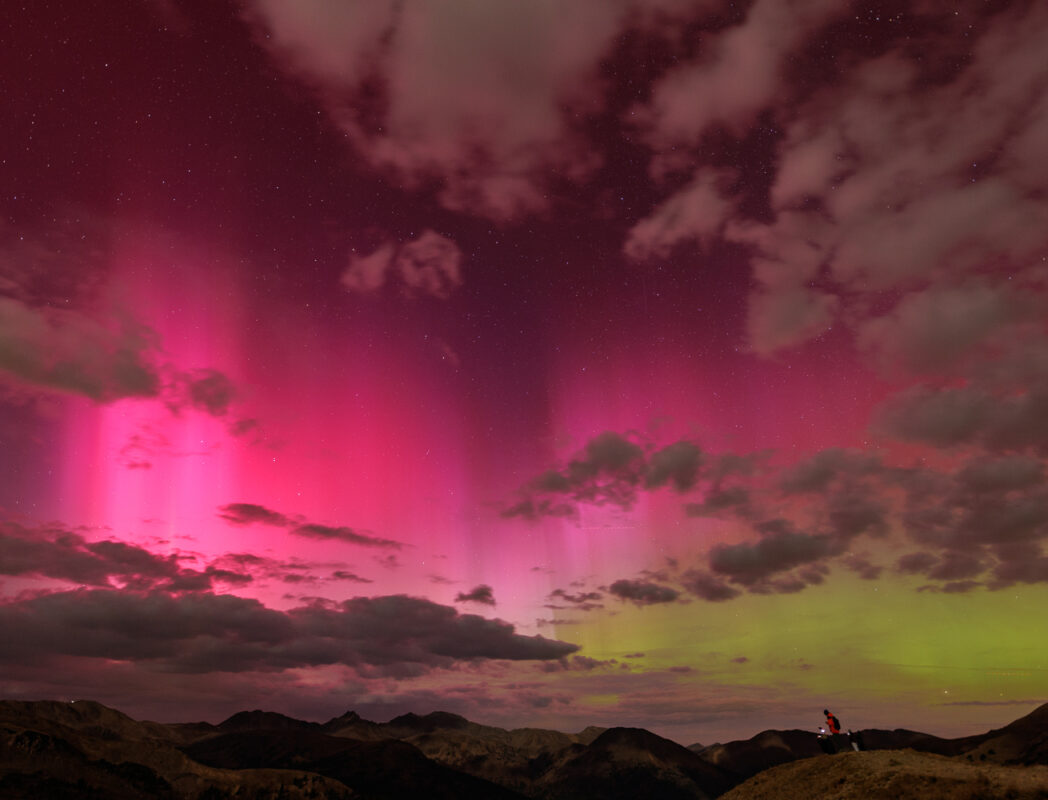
327,710 -> 362,724
218,709 -> 318,732
389,710 -> 470,731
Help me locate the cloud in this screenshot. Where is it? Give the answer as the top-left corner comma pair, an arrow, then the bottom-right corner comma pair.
896,551 -> 937,575
539,654 -> 619,673
394,231 -> 463,299
839,555 -> 882,581
607,579 -> 680,607
917,581 -> 983,595
331,570 -> 373,584
217,503 -> 404,550
645,440 -> 703,492
990,543 -> 1048,587
455,584 -> 496,606
745,287 -> 839,355
685,486 -> 750,517
0,225 -> 240,416
857,284 -> 1033,378
501,496 -> 578,522
875,384 -> 1048,452
506,433 -> 711,519
635,0 -> 845,145
218,502 -> 291,527
0,589 -> 579,674
709,524 -> 837,588
623,169 -> 736,260
242,0 -> 638,220
342,243 -> 395,293
0,296 -> 161,401
680,570 -> 742,602
957,456 -> 1044,493
342,230 -> 463,299
887,451 -> 1048,588
292,523 -> 403,549
178,368 -> 237,416
0,521 -> 251,592
778,448 -> 882,494
546,588 -> 604,612
624,1 -> 1048,363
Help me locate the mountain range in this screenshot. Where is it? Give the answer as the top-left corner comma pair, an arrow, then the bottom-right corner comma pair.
1,698 -> 1046,799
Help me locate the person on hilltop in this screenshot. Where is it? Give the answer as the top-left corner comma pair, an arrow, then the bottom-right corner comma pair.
824,709 -> 841,734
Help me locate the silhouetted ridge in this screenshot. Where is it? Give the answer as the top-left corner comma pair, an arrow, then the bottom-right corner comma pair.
697,728 -> 824,781
857,727 -> 961,755
388,710 -> 470,731
323,709 -> 362,727
591,725 -> 688,752
217,709 -> 319,732
185,730 -> 525,799
543,726 -> 736,799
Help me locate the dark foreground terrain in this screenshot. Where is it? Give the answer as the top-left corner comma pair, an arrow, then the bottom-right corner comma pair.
1,699 -> 1046,799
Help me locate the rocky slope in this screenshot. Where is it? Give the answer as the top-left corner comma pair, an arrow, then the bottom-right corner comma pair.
718,748 -> 1048,800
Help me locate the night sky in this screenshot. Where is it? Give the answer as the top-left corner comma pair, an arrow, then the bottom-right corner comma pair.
2,0 -> 1046,744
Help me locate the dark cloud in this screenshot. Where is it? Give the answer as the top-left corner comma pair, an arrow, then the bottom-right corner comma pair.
0,258 -> 242,418
927,552 -> 986,581
455,584 -> 496,606
504,432 -> 645,516
839,555 -> 883,581
680,570 -> 742,602
539,655 -> 618,673
825,494 -> 888,539
645,441 -> 702,492
507,433 -> 707,519
0,296 -> 161,401
228,417 -> 260,438
607,579 -> 679,607
896,551 -> 939,575
374,554 -> 402,570
546,588 -> 604,611
501,497 -> 578,521
331,570 -> 373,584
917,581 -> 983,595
217,503 -> 403,549
779,448 -> 881,494
685,486 -> 750,516
0,590 -> 578,673
957,455 -> 1044,493
0,521 -> 251,592
567,432 -> 646,503
292,523 -> 403,549
875,386 -> 996,449
217,502 -> 291,527
281,573 -> 318,585
181,368 -> 237,416
709,525 -> 837,587
876,384 -> 1048,452
991,552 -> 1048,586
